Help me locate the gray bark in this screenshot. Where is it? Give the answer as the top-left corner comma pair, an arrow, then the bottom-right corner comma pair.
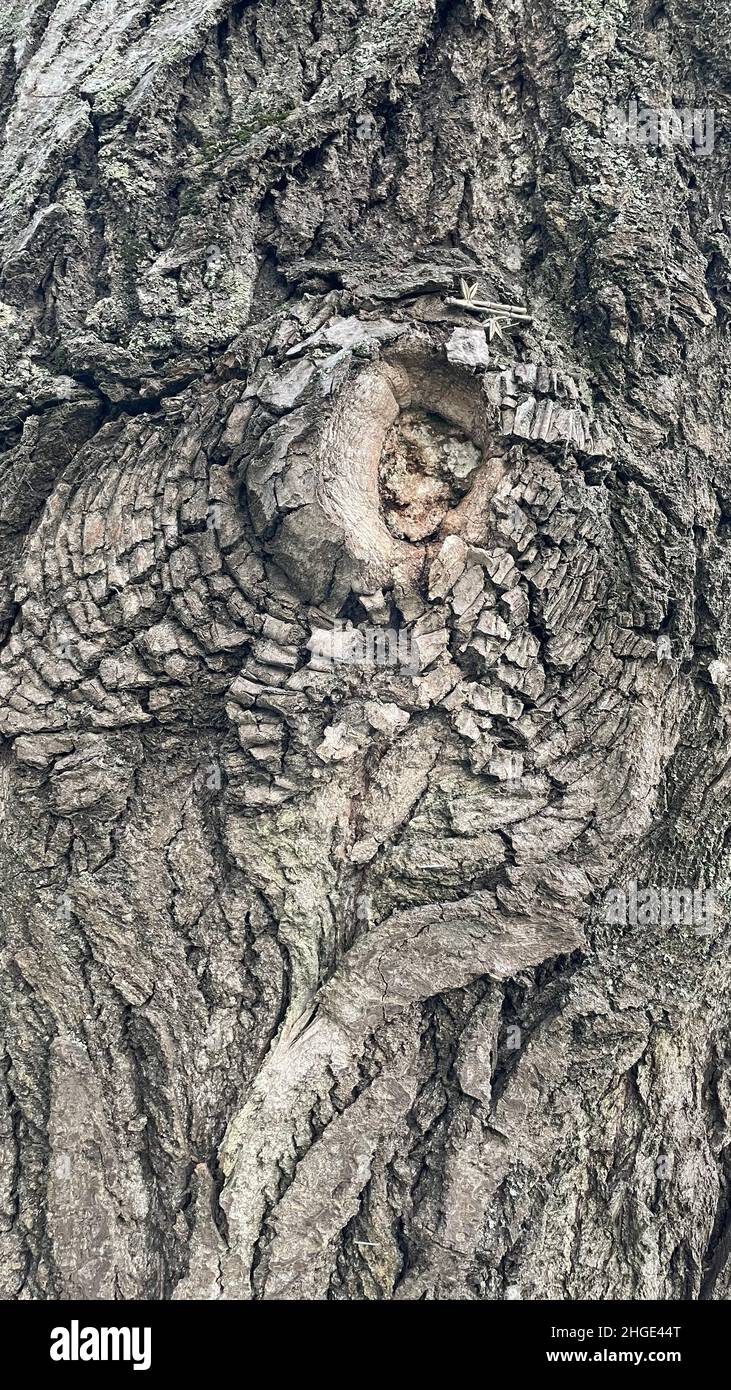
1,0 -> 731,1301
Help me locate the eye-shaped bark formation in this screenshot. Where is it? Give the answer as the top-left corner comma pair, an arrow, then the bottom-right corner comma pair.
246,342 -> 501,607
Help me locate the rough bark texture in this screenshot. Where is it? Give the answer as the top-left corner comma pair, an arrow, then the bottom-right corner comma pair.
1,0 -> 731,1302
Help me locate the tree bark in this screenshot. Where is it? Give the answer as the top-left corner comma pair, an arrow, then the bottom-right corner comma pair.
1,0 -> 731,1301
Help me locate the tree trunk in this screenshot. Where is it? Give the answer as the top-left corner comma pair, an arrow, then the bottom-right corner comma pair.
1,0 -> 730,1302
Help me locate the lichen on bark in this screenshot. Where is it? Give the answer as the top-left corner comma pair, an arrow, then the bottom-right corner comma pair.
1,0 -> 731,1302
